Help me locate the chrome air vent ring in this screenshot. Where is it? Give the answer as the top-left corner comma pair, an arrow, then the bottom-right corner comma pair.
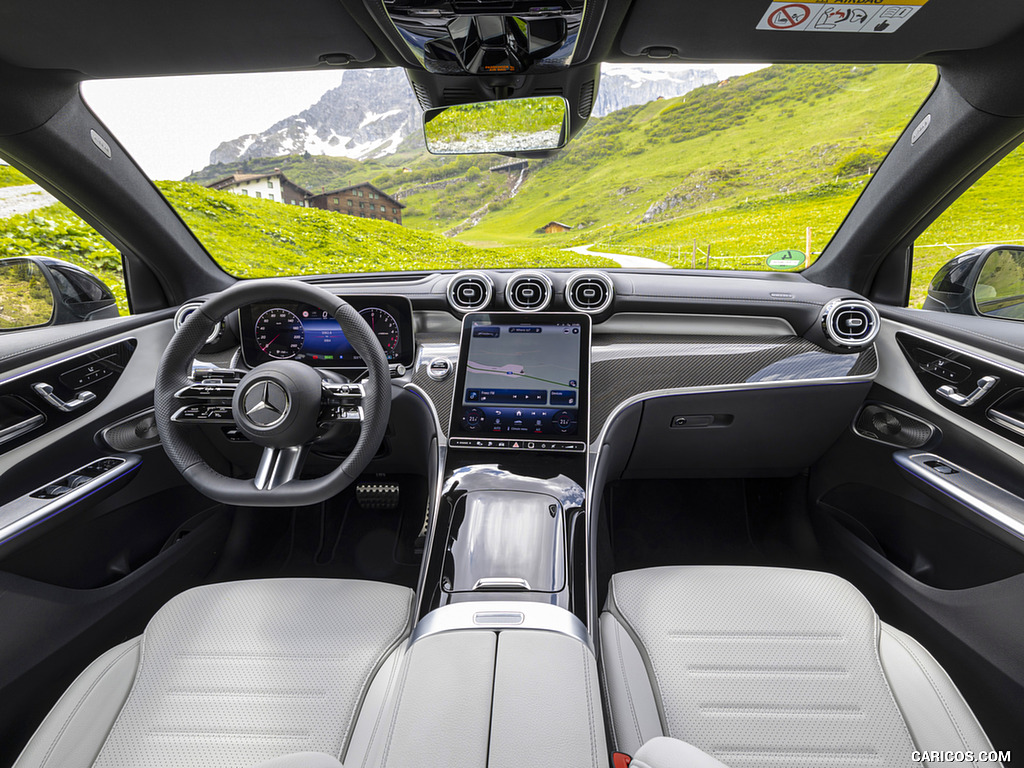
447,271 -> 494,313
821,298 -> 880,348
565,271 -> 614,314
505,271 -> 553,312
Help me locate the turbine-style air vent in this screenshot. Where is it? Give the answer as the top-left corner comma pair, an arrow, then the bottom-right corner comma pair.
565,271 -> 613,314
821,298 -> 880,348
505,271 -> 553,312
447,271 -> 494,313
174,303 -> 221,345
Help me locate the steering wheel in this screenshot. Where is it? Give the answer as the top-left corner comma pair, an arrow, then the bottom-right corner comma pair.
154,279 -> 392,507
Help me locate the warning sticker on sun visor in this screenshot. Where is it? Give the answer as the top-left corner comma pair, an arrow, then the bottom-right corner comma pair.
757,1 -> 928,34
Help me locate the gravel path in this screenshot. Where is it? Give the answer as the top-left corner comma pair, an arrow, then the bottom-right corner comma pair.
566,243 -> 670,269
0,184 -> 58,218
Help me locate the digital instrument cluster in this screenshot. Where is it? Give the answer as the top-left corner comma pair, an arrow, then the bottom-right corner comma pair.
238,296 -> 414,369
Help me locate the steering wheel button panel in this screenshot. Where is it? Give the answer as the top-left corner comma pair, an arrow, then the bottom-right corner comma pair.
155,280 -> 392,506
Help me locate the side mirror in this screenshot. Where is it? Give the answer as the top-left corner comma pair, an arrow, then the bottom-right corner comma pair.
0,256 -> 118,332
973,247 -> 1024,320
423,97 -> 568,155
0,258 -> 54,331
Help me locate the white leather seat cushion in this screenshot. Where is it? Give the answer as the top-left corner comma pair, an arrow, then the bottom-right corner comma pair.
15,578 -> 413,768
601,566 -> 999,767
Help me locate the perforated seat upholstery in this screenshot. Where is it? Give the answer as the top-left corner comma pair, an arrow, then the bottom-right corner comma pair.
600,566 -> 1001,768
14,579 -> 414,768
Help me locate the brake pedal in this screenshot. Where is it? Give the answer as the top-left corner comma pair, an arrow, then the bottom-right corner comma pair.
356,482 -> 400,510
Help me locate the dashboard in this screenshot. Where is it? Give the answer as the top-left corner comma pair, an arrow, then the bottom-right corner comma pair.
237,295 -> 413,369
176,268 -> 881,474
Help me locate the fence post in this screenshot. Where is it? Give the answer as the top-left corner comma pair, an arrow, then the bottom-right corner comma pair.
692,239 -> 697,269
706,243 -> 711,270
805,226 -> 812,268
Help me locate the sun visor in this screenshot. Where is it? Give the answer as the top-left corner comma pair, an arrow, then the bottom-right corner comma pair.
0,0 -> 379,78
617,0 -> 1024,64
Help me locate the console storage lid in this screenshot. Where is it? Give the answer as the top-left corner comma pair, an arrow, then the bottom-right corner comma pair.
365,604 -> 608,768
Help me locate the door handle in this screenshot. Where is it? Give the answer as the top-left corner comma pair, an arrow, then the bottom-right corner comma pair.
32,382 -> 96,413
0,414 -> 45,446
936,375 -> 998,407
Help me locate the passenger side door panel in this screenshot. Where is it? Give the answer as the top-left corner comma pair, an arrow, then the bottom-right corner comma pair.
811,307 -> 1024,758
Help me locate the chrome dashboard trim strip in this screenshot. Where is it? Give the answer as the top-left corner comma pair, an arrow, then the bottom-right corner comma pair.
0,454 -> 141,547
894,451 -> 1024,543
594,312 -> 796,337
411,601 -> 594,654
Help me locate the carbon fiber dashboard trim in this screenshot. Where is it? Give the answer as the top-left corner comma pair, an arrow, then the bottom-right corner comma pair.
589,336 -> 877,436
408,340 -> 458,440
408,334 -> 877,441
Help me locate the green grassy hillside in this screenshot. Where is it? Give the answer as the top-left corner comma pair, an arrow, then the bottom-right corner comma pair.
458,64 -> 936,250
0,181 -> 615,314
0,165 -> 32,188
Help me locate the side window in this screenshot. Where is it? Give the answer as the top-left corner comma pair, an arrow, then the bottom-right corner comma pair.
1,156 -> 126,323
914,143 -> 1024,318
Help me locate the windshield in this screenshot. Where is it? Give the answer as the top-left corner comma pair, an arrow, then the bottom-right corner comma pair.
5,63 -> 936,304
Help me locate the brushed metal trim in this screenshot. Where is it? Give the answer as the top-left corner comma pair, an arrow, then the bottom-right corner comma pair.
894,451 -> 1024,543
0,454 -> 141,547
594,312 -> 796,337
411,601 -> 594,653
988,409 -> 1024,438
0,414 -> 44,446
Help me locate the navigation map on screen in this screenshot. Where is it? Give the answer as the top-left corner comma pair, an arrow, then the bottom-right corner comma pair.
458,319 -> 582,437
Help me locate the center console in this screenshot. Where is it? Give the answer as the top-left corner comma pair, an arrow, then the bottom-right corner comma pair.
388,312 -> 605,766
418,312 -> 591,625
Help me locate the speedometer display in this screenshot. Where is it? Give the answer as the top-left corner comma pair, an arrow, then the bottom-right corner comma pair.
254,308 -> 305,359
239,296 -> 414,369
359,307 -> 400,354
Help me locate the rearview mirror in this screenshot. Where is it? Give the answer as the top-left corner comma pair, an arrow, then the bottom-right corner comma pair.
423,97 -> 568,155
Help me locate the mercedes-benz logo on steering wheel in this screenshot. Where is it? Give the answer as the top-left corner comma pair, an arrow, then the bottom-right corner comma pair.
242,380 -> 290,427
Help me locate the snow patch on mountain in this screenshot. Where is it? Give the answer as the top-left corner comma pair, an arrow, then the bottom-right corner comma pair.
206,64 -> 731,166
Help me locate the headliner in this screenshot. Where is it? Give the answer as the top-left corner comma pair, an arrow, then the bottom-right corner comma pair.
1,0 -> 1024,80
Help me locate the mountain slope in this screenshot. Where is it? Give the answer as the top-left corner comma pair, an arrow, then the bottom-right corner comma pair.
594,66 -> 718,116
209,69 -> 420,165
201,66 -> 722,170
457,63 -> 936,251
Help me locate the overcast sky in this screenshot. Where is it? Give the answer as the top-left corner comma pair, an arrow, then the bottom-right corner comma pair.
83,64 -> 766,181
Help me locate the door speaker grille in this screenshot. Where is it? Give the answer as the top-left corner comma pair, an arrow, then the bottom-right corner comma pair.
853,404 -> 935,448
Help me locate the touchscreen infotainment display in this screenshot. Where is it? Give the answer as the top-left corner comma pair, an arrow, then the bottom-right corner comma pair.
450,313 -> 589,448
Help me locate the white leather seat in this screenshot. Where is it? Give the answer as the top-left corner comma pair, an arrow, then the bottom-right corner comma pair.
14,578 -> 414,768
600,566 -> 1001,768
